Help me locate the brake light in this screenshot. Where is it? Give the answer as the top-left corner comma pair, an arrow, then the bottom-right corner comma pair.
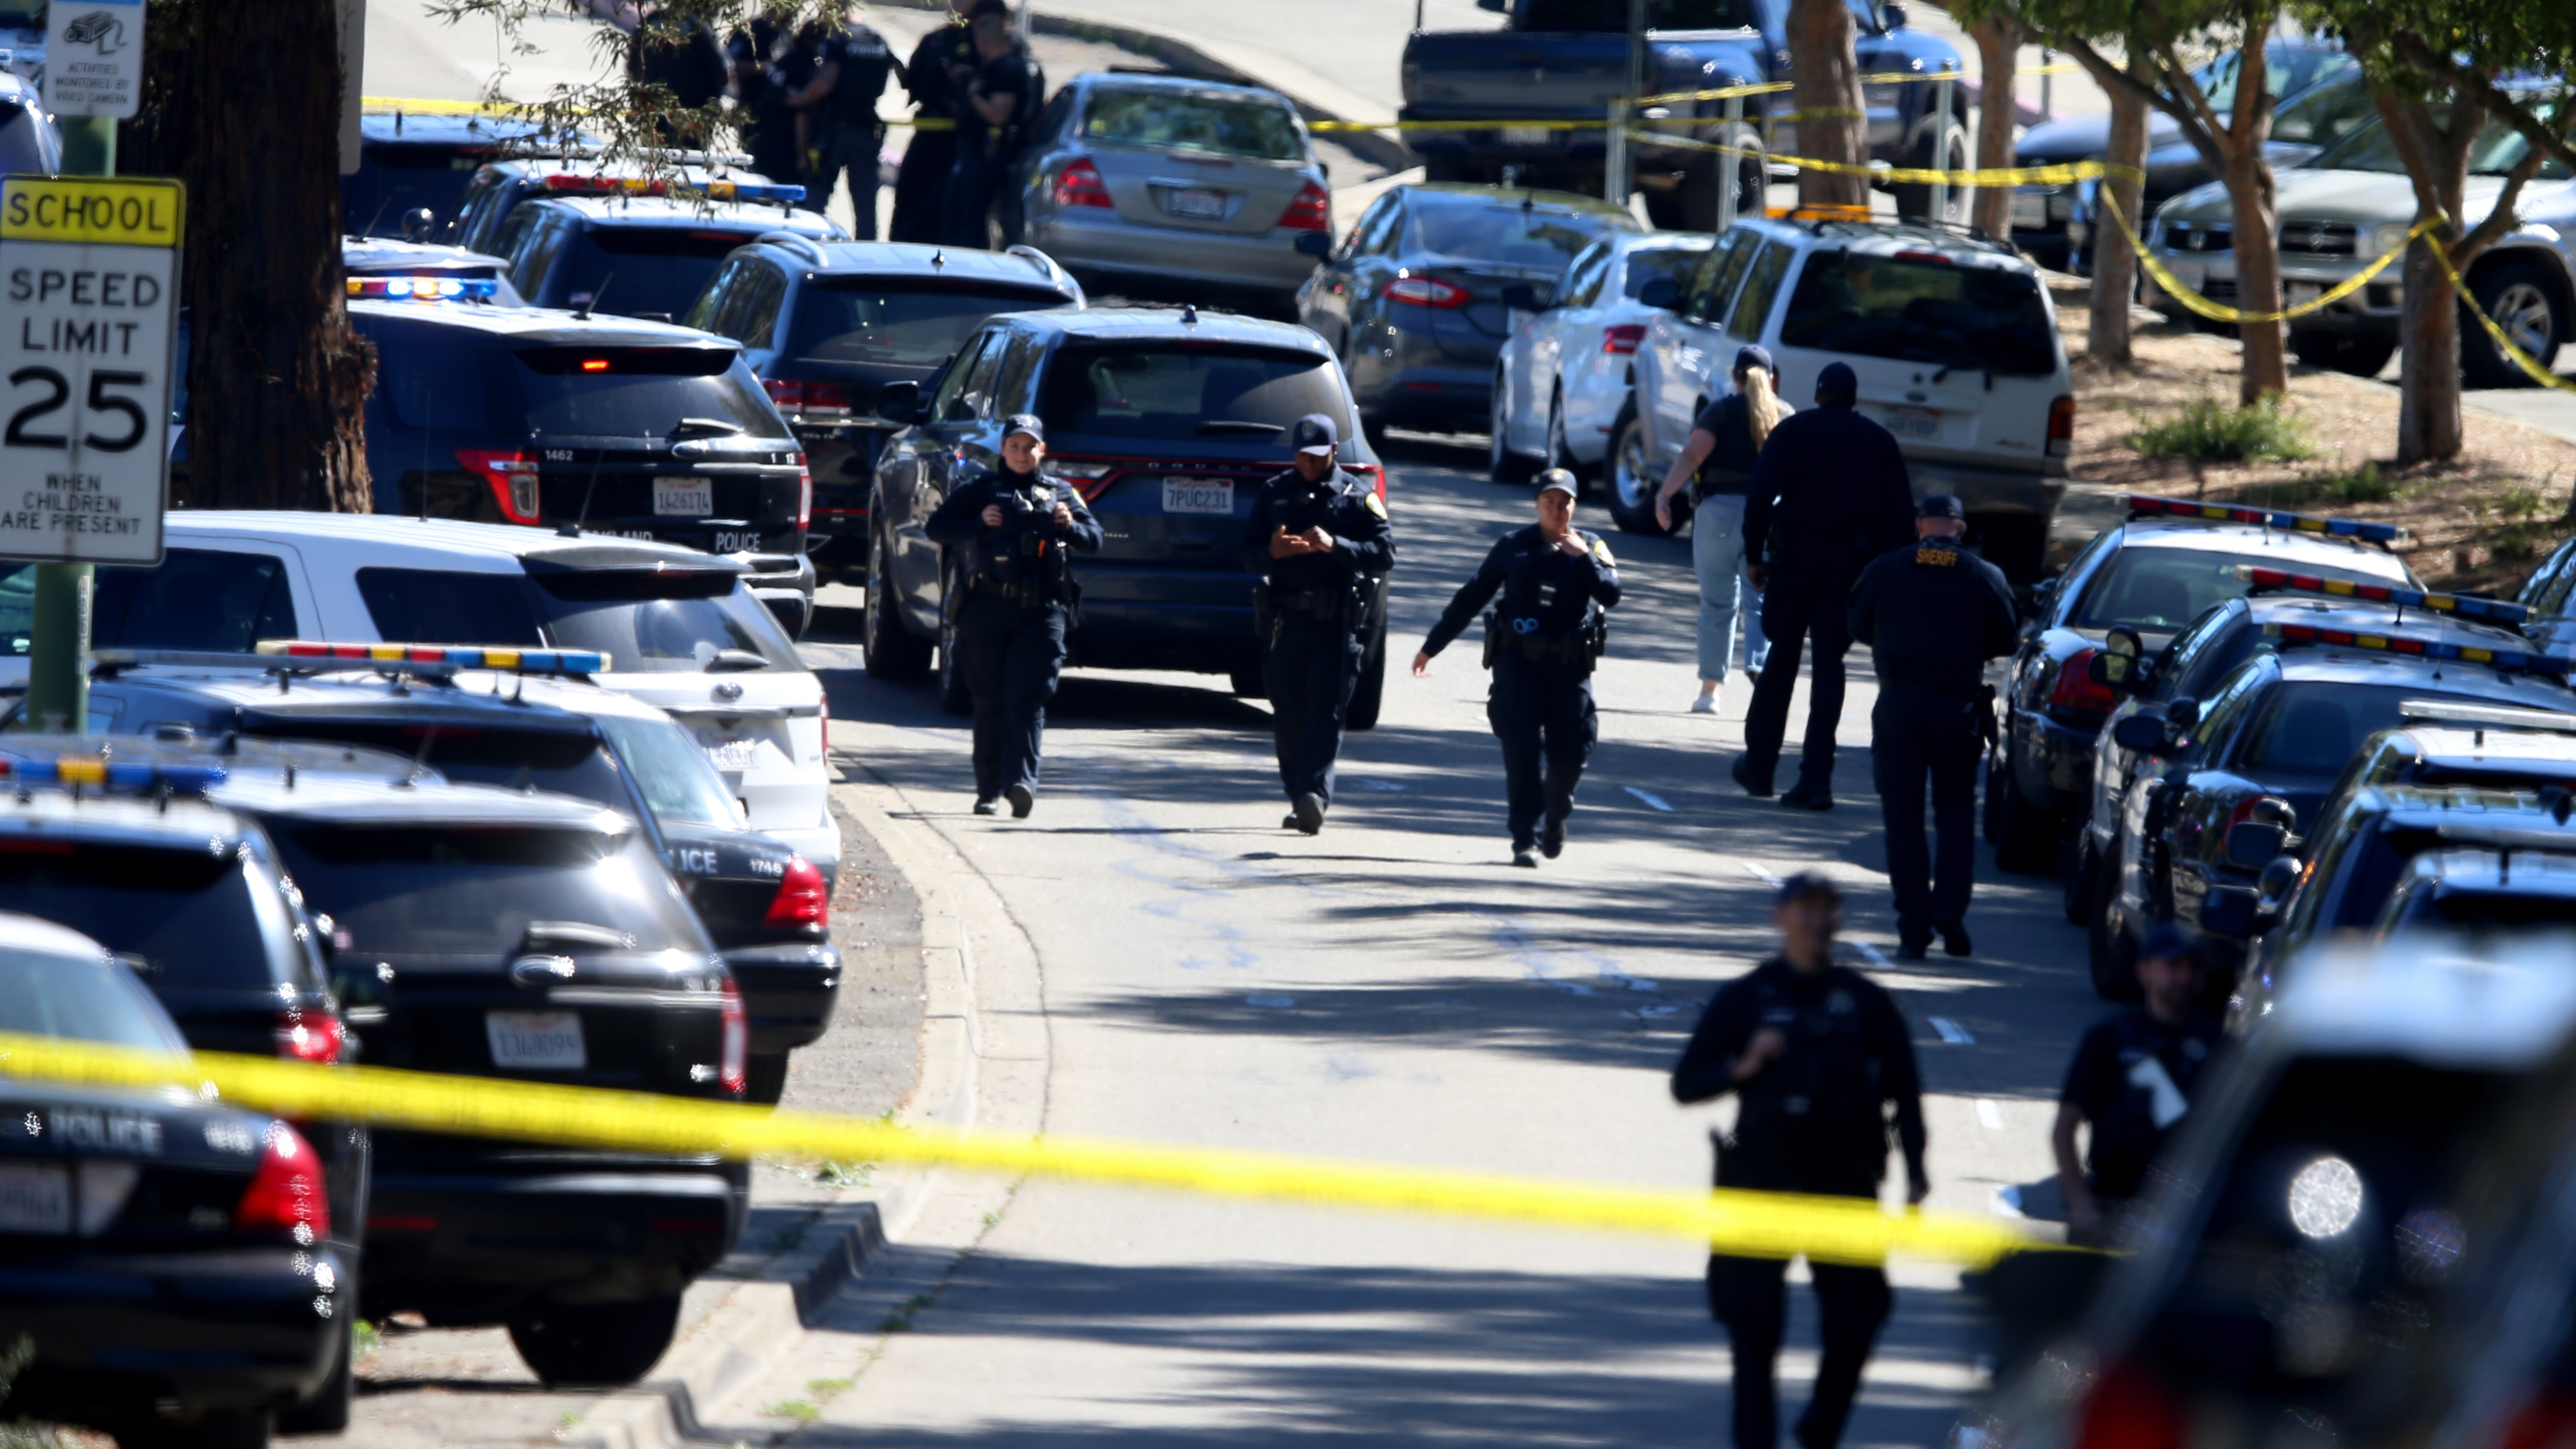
2050,647 -> 2117,714
764,853 -> 830,930
236,1123 -> 330,1245
1894,250 -> 1953,264
1385,275 -> 1469,309
1054,157 -> 1113,209
454,449 -> 542,525
1602,323 -> 1647,354
1346,462 -> 1385,507
2499,1392 -> 2576,1449
2048,395 -> 2076,457
764,378 -> 852,414
1280,180 -> 1331,232
719,980 -> 748,1096
2075,1361 -> 2183,1449
796,457 -> 812,534
276,1009 -> 344,1065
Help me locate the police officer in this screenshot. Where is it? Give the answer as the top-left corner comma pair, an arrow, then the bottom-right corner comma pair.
943,0 -> 1044,249
786,13 -> 895,232
1414,470 -> 1620,868
888,0 -> 974,243
924,414 -> 1102,818
1736,360 -> 1916,810
1671,873 -> 1927,1449
1847,494 -> 2018,960
2053,925 -> 2221,1243
1242,413 -> 1394,835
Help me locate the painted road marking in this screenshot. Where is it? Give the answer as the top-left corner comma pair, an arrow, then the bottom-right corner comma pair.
1976,1099 -> 2003,1130
1930,1017 -> 1976,1045
1624,786 -> 1676,812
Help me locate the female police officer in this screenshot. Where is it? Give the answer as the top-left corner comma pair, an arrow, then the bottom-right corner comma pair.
1413,470 -> 1620,867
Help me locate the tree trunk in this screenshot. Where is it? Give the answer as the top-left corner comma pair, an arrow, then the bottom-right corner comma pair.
1968,16 -> 2016,239
183,0 -> 374,511
2089,85 -> 2148,369
2223,144 -> 2289,401
1787,0 -> 1869,209
2394,241 -> 2464,462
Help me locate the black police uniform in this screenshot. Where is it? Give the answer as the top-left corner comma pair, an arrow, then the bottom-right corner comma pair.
2060,1005 -> 2220,1207
943,39 -> 1045,247
1241,466 -> 1394,814
1671,955 -> 1928,1449
924,463 -> 1103,806
889,20 -> 974,243
729,18 -> 800,187
1738,398 -> 1915,802
806,23 -> 894,232
1847,532 -> 2018,948
1420,525 -> 1621,855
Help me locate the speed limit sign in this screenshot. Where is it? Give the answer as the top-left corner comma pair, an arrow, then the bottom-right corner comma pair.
0,174 -> 181,565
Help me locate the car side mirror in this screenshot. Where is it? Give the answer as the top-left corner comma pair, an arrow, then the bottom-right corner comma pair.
2111,713 -> 2170,753
1295,229 -> 1335,258
2257,855 -> 2301,910
1636,277 -> 1683,311
877,380 -> 921,425
2088,638 -> 2153,696
1500,282 -> 1545,311
2225,820 -> 2289,869
400,207 -> 435,243
2200,884 -> 2258,939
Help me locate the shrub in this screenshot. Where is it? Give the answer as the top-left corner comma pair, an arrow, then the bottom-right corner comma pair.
2129,397 -> 2316,463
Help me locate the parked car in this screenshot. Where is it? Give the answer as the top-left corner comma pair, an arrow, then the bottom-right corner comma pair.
2513,530 -> 2576,658
686,238 -> 1085,589
445,159 -> 800,257
491,193 -> 844,323
1490,232 -> 1712,485
342,235 -> 527,305
866,307 -> 1388,717
1297,183 -> 1640,436
0,64 -> 62,179
1013,73 -> 1332,315
342,110 -> 594,240
1621,214 -> 2072,572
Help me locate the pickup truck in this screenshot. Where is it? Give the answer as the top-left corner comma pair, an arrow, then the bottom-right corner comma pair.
1400,0 -> 1965,229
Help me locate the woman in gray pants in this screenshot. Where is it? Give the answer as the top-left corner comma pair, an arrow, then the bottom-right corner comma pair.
1655,345 -> 1789,714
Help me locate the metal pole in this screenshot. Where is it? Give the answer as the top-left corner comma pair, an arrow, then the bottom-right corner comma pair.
1719,91 -> 1742,231
23,115 -> 112,735
1605,98 -> 1629,206
2040,47 -> 2053,121
1929,70 -> 1954,226
1615,0 -> 1644,211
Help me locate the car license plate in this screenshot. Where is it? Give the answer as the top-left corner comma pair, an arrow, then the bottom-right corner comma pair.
1499,125 -> 1552,147
487,1011 -> 587,1071
1882,406 -> 1941,440
1163,187 -> 1227,221
1161,479 -> 1234,515
2010,192 -> 2049,229
0,1163 -> 67,1234
2288,281 -> 2323,304
701,732 -> 761,772
654,478 -> 712,517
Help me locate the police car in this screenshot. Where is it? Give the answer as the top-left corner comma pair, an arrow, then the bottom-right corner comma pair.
342,235 -> 526,306
446,159 -> 799,257
342,110 -> 595,240
1990,495 -> 2419,873
490,192 -> 844,324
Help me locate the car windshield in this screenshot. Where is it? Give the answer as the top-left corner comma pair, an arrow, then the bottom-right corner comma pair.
2195,46 -> 2352,113
2241,683 -> 2513,773
596,714 -> 746,828
555,226 -> 767,320
343,144 -> 500,238
1080,88 -> 1304,161
0,844 -> 299,992
1039,343 -> 1344,442
352,565 -> 804,673
1520,0 -> 1760,28
2073,549 -> 2388,632
0,937 -> 191,1054
267,822 -> 708,958
1778,252 -> 2056,375
788,278 -> 1074,366
2389,885 -> 2576,935
1409,199 -> 1624,267
1624,245 -> 1707,300
515,347 -> 780,438
2312,102 -> 2571,180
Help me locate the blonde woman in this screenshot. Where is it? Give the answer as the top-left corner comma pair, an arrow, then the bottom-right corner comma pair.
1656,345 -> 1789,713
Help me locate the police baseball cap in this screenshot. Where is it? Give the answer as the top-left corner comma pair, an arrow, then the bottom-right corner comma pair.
2137,924 -> 2203,967
1917,493 -> 1966,521
1734,344 -> 1774,375
1291,412 -> 1339,456
1816,361 -> 1858,398
1537,469 -> 1579,498
1775,871 -> 1843,908
1003,413 -> 1045,443
967,0 -> 1012,19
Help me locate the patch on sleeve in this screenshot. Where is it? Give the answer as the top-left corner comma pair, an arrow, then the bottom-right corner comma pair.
1363,491 -> 1389,519
1914,545 -> 1960,568
1591,536 -> 1616,566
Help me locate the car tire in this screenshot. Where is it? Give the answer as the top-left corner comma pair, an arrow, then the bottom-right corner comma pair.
1892,118 -> 1969,225
118,1412 -> 271,1449
864,524 -> 933,682
1986,742 -> 2060,873
2088,882 -> 2141,1001
746,1050 -> 790,1106
1544,389 -> 1593,487
1230,666 -> 1267,700
1346,620 -> 1388,731
508,1293 -> 683,1388
275,1307 -> 355,1436
2463,259 -> 2564,388
2289,330 -> 2396,378
2062,831 -> 2096,926
936,582 -> 972,718
1604,402 -> 1679,536
1489,381 -> 1538,484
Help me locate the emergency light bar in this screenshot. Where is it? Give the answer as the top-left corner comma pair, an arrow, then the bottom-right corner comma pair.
535,174 -> 806,204
346,276 -> 500,301
2126,494 -> 2410,545
0,755 -> 226,794
2237,566 -> 2529,625
2396,699 -> 2576,734
255,641 -> 610,674
2262,621 -> 2569,676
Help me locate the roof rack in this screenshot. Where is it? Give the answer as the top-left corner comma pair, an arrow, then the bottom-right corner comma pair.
2397,700 -> 2576,734
2128,494 -> 2410,546
2262,621 -> 2568,676
2238,566 -> 2528,625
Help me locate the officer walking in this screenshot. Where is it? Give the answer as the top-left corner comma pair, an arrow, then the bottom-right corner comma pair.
1847,494 -> 2018,960
1735,361 -> 1916,810
1414,470 -> 1620,868
1671,873 -> 1927,1449
924,414 -> 1102,818
1242,414 -> 1394,835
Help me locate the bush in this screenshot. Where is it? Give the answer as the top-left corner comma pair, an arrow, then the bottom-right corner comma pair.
2129,398 -> 2317,464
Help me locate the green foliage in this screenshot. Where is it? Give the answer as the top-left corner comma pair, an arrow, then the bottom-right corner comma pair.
2128,397 -> 2316,463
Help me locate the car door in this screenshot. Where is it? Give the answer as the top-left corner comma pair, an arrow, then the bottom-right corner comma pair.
886,331 -> 1004,626
1525,242 -> 1609,452
1641,228 -> 1755,457
1309,191 -> 1397,365
1339,194 -> 1409,398
2519,539 -> 2576,656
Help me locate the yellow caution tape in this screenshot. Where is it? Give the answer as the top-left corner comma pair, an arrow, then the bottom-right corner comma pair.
1627,128 -> 2137,188
2092,186 -> 2434,326
361,95 -> 519,117
2424,228 -> 2576,394
0,1030 -> 2050,1269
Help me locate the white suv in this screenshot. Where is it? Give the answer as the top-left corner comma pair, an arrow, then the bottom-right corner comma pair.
1618,217 -> 2074,579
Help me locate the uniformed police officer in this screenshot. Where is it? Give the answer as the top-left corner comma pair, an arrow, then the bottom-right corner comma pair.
1671,873 -> 1927,1449
1847,494 -> 2018,959
1242,413 -> 1394,835
1413,470 -> 1620,868
924,414 -> 1102,818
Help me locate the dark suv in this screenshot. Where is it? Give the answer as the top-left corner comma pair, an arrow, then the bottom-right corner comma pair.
687,238 -> 1086,587
446,159 -> 798,257
349,294 -> 817,634
342,112 -> 592,240
491,194 -> 843,324
865,308 -> 1389,720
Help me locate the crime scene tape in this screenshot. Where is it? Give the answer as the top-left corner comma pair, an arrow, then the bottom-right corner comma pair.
1626,128 -> 2136,189
0,1030 -> 2051,1269
2424,228 -> 2576,395
2092,186 -> 2434,327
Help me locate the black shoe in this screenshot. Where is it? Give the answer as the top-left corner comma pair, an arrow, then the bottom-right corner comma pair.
1283,813 -> 1301,831
1540,815 -> 1566,859
1292,793 -> 1326,835
1730,755 -> 1775,799
1511,846 -> 1540,868
1939,921 -> 1973,958
1006,783 -> 1034,819
1895,933 -> 1931,961
1779,782 -> 1834,811
973,798 -> 999,816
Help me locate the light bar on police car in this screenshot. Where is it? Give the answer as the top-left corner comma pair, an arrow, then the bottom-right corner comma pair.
254,641 -> 609,673
0,754 -> 226,794
346,276 -> 500,301
535,174 -> 806,204
2126,494 -> 2410,545
2262,621 -> 2568,676
2236,565 -> 2529,625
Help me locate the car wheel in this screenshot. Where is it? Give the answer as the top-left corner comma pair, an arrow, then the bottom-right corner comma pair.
274,1307 -> 355,1435
2464,259 -> 2564,388
746,1050 -> 791,1106
1988,743 -> 2060,873
508,1293 -> 683,1387
1544,389 -> 1593,487
1891,118 -> 1969,224
2290,330 -> 2396,378
2088,878 -> 2141,1001
1489,381 -> 1538,484
1346,620 -> 1388,731
1604,402 -> 1679,535
117,1412 -> 271,1449
864,525 -> 933,682
2063,831 -> 2096,926
937,582 -> 973,718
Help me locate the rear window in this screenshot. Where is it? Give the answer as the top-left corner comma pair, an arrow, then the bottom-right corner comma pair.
1039,344 -> 1344,442
343,143 -> 495,237
0,938 -> 190,1053
554,227 -> 765,320
1409,200 -> 1623,267
357,567 -> 544,646
2241,684 -> 2502,774
94,549 -> 299,653
242,717 -> 628,808
787,278 -> 1074,367
0,845 -> 301,993
1623,245 -> 1705,300
535,569 -> 804,672
1779,252 -> 2057,376
1520,0 -> 1759,27
267,823 -> 707,958
1079,88 -> 1304,162
516,347 -> 779,438
597,714 -> 745,828
2072,549 -> 2386,633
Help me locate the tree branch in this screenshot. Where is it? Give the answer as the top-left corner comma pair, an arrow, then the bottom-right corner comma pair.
2392,33 -> 2576,180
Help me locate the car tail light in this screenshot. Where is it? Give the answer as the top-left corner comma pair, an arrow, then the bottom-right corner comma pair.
764,378 -> 852,415
764,853 -> 830,930
1346,462 -> 1385,507
1280,180 -> 1331,232
276,1009 -> 344,1065
1602,323 -> 1647,354
719,980 -> 748,1096
236,1123 -> 330,1245
2074,1361 -> 2183,1449
455,448 -> 542,525
1054,157 -> 1113,209
2048,395 -> 2076,457
1385,275 -> 1469,309
796,457 -> 812,534
2050,648 -> 2117,714
2498,1392 -> 2576,1449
